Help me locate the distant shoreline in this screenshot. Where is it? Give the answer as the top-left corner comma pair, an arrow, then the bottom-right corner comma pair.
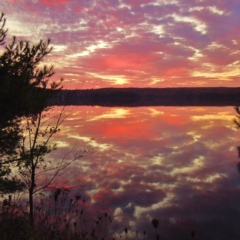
48,87 -> 240,107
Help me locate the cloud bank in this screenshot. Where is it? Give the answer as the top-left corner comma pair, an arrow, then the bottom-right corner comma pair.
1,1 -> 240,87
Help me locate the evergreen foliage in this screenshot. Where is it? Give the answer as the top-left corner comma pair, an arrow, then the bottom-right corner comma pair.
0,12 -> 62,194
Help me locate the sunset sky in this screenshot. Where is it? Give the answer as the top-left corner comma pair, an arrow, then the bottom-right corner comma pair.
2,0 -> 240,89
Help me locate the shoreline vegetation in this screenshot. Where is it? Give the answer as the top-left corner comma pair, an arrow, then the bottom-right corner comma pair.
48,87 -> 240,107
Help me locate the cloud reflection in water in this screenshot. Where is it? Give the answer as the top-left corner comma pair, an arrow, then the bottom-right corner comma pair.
47,106 -> 240,239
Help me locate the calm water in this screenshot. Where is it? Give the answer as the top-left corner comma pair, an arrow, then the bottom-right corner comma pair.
45,105 -> 240,239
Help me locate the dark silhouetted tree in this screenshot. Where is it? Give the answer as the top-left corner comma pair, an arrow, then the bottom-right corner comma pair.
234,107 -> 240,174
0,12 -> 62,194
0,13 -> 88,229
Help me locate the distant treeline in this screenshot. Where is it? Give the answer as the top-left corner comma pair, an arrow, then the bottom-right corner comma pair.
47,87 -> 240,107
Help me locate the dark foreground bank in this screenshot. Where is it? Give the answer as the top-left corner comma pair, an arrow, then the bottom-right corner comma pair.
48,87 -> 240,107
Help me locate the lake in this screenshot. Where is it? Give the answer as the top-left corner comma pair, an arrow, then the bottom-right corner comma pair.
45,105 -> 240,239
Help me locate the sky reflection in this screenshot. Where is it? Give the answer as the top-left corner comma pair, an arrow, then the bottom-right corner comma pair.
45,105 -> 240,239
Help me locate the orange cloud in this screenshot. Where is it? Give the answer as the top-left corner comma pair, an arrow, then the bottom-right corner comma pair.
39,0 -> 67,5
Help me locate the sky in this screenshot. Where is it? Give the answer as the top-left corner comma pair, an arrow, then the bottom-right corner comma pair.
1,0 -> 240,89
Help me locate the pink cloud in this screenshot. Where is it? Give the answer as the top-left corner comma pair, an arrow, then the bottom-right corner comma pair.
39,0 -> 67,6
2,0 -> 240,88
